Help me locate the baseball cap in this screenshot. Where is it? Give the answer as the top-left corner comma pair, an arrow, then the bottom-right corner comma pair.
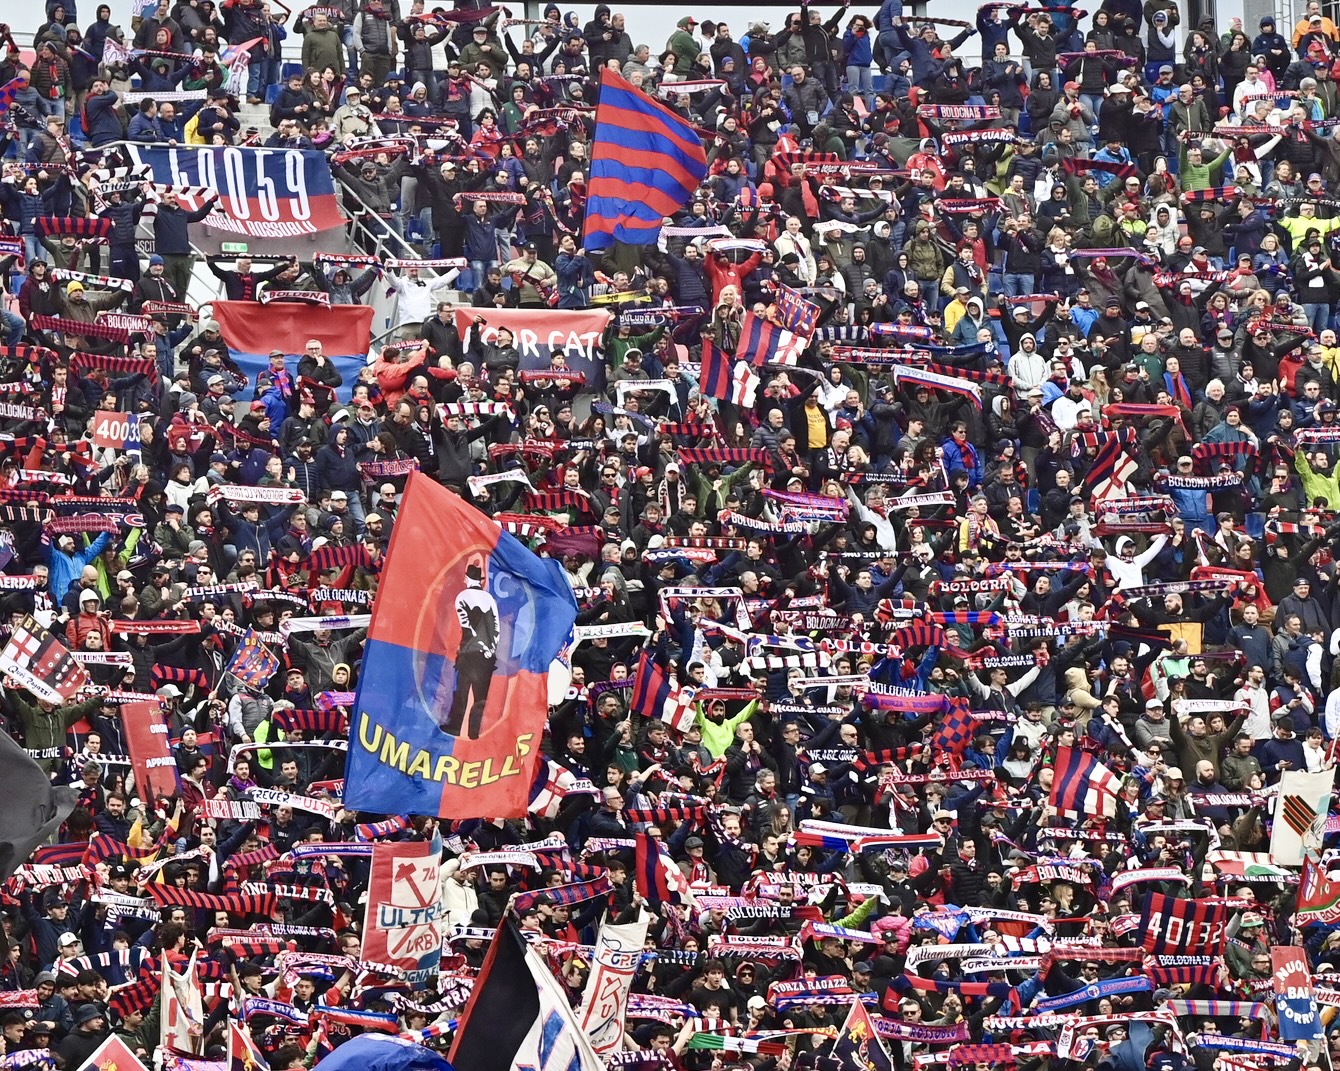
331,491 -> 348,501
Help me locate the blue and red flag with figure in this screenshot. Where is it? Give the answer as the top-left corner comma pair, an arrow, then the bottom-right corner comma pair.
735,310 -> 805,367
829,995 -> 896,1071
344,473 -> 578,820
772,283 -> 820,338
212,300 -> 372,403
225,629 -> 280,690
584,69 -> 707,251
1049,745 -> 1121,819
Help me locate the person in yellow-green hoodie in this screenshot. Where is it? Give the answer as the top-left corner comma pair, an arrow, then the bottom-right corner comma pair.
1295,445 -> 1340,508
1278,200 -> 1340,251
696,695 -> 760,759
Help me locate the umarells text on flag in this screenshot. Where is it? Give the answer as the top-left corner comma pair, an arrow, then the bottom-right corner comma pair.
355,711 -> 535,787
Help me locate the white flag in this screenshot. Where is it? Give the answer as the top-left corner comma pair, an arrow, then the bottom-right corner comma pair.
161,951 -> 204,1054
1270,767 -> 1335,866
576,913 -> 649,1054
730,362 -> 759,407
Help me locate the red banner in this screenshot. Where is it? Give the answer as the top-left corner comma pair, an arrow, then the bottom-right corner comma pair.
362,840 -> 444,988
123,700 -> 181,801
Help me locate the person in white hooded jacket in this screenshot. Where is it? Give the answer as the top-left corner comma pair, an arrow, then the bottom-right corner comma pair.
1105,533 -> 1169,590
441,856 -> 481,930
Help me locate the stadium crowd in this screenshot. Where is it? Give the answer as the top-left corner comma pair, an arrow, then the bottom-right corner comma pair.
3,0 -> 1340,1070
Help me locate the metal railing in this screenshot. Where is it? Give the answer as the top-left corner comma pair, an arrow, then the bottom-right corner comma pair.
328,176 -> 424,262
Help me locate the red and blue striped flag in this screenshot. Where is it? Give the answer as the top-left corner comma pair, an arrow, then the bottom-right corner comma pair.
698,338 -> 731,401
1049,745 -> 1121,819
634,831 -> 695,908
584,69 -> 708,251
630,650 -> 671,720
736,310 -> 805,367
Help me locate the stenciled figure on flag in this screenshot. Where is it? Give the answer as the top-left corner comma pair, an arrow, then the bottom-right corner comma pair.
441,554 -> 501,740
345,475 -> 578,819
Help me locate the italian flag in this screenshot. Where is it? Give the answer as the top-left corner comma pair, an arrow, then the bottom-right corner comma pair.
689,1034 -> 787,1056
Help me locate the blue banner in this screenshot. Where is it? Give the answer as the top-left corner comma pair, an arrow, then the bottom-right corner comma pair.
123,145 -> 345,241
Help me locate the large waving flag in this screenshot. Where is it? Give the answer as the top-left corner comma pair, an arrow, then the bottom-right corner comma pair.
225,629 -> 280,691
344,473 -> 578,819
1270,768 -> 1335,865
1084,429 -> 1140,502
1048,745 -> 1121,820
450,919 -> 605,1071
634,830 -> 696,909
584,69 -> 708,251
736,310 -> 805,367
830,996 -> 896,1071
212,299 -> 373,404
698,338 -> 731,401
0,615 -> 87,704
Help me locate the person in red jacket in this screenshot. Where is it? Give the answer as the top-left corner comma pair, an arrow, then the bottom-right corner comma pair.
703,249 -> 762,306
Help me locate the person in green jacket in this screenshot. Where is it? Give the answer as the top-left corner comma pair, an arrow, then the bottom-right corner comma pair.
6,690 -> 103,775
115,988 -> 161,1062
604,321 -> 665,370
696,696 -> 759,759
1295,446 -> 1340,507
1178,138 -> 1234,192
667,16 -> 702,76
690,460 -> 755,516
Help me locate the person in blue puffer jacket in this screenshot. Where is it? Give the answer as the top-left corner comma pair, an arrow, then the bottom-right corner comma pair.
81,77 -> 124,146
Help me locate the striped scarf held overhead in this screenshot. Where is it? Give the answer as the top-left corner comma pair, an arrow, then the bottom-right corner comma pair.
31,315 -> 130,343
269,706 -> 348,735
949,1046 -> 1016,1068
622,805 -> 705,824
658,422 -> 716,438
50,269 -> 134,293
677,447 -> 770,469
45,514 -> 119,537
523,489 -> 591,514
150,665 -> 210,691
1061,157 -> 1137,181
1192,440 -> 1256,468
355,815 -> 409,840
512,874 -> 612,912
71,351 -> 159,383
924,363 -> 1010,386
146,884 -> 279,917
35,216 -> 115,239
305,544 -> 376,575
108,974 -> 160,1018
